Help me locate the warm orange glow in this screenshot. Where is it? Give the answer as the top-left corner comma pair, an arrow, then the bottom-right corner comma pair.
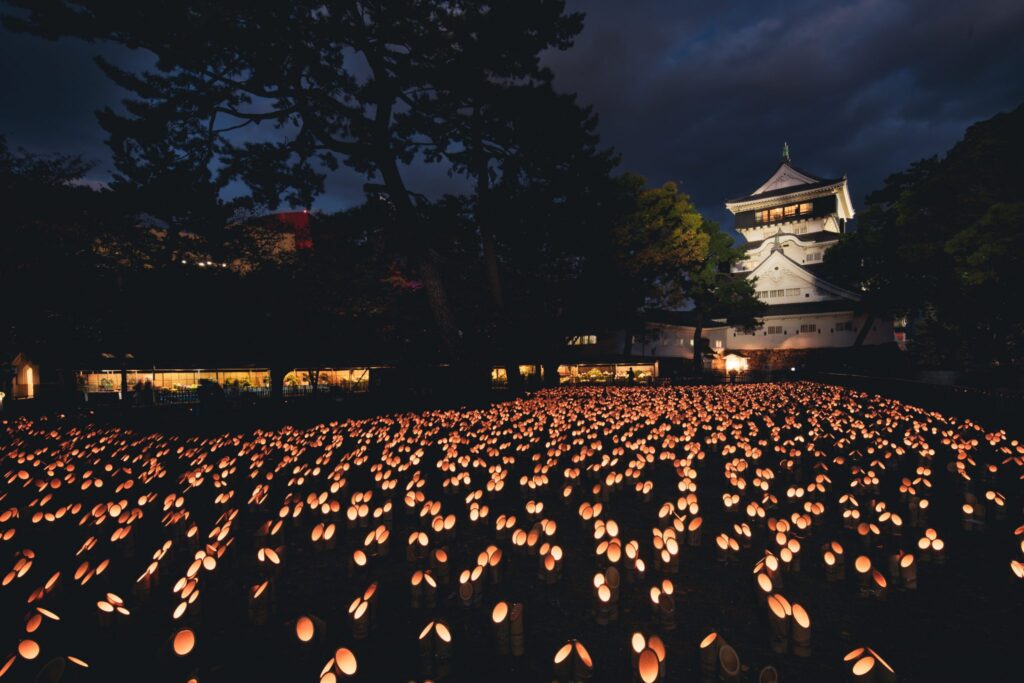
173,628 -> 196,656
296,616 -> 316,642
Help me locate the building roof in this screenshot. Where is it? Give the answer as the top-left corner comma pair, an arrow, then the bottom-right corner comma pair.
742,230 -> 840,250
757,300 -> 861,316
724,151 -> 855,220
727,175 -> 844,205
643,309 -> 730,328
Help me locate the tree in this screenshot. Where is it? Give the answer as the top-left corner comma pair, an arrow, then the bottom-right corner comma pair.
609,174 -> 709,354
684,220 -> 765,372
824,104 -> 1024,372
4,1 -> 586,380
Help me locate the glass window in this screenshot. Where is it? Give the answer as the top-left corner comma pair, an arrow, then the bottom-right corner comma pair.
799,324 -> 817,333
784,204 -> 797,217
767,325 -> 783,334
799,202 -> 813,214
769,207 -> 784,222
567,335 -> 597,346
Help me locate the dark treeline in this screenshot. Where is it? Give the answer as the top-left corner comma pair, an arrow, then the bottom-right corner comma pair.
823,104 -> 1024,380
1,1 -> 761,393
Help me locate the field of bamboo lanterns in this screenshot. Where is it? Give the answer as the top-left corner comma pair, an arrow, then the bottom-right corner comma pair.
0,382 -> 1022,680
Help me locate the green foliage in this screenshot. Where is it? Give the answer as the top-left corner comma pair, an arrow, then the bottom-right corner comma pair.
824,104 -> 1024,370
611,173 -> 709,308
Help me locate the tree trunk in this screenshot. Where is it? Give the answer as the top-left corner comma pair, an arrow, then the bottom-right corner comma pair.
372,98 -> 465,366
853,314 -> 876,347
692,315 -> 705,375
543,361 -> 561,388
473,112 -> 521,392
270,366 -> 285,403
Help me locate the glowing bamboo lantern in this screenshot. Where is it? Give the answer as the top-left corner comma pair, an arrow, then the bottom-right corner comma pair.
295,614 -> 326,645
430,548 -> 451,585
790,602 -> 811,656
172,628 -> 196,656
766,594 -> 789,654
893,551 -> 917,590
715,533 -> 739,564
540,545 -> 563,584
320,647 -> 357,680
648,582 -> 676,631
493,601 -> 511,655
486,545 -> 504,584
411,570 -> 438,608
418,620 -> 453,679
686,516 -> 703,546
699,631 -> 723,679
553,639 -> 593,682
18,639 -> 40,660
348,597 -> 370,639
759,665 -> 779,682
845,646 -> 896,682
248,580 -> 272,625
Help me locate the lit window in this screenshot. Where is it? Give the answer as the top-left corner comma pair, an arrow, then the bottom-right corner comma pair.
714,340 -> 723,349
799,202 -> 813,214
784,205 -> 797,217
567,335 -> 597,346
799,324 -> 817,333
769,207 -> 784,222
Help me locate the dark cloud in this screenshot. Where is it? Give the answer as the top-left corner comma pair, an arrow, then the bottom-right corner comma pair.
2,0 -> 1023,224
544,0 -> 1024,226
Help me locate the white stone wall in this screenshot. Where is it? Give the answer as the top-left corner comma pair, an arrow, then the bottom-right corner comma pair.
726,313 -> 895,350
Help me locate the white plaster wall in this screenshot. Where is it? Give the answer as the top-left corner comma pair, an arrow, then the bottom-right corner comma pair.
726,313 -> 895,350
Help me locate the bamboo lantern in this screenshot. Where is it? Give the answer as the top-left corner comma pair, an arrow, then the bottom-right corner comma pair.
686,517 -> 703,546
319,647 -> 357,680
699,631 -> 723,679
348,597 -> 370,639
418,620 -> 453,679
295,614 -> 326,645
759,665 -> 780,683
845,647 -> 896,682
718,643 -> 740,680
431,548 -> 451,585
766,595 -> 789,654
791,602 -> 811,657
248,580 -> 272,625
553,639 -> 593,682
493,601 -> 511,655
509,602 -> 525,656
172,628 -> 196,656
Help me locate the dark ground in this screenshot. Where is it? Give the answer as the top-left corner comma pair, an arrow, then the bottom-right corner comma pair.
1,381 -> 1022,682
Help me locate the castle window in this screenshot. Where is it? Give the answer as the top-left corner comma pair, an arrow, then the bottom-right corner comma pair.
799,324 -> 817,334
785,288 -> 800,296
769,289 -> 785,298
835,321 -> 855,332
767,325 -> 783,334
784,205 -> 797,217
799,202 -> 813,214
769,207 -> 784,222
806,252 -> 822,263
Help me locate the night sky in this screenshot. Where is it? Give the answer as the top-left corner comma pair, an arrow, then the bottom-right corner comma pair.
2,0 -> 1023,227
